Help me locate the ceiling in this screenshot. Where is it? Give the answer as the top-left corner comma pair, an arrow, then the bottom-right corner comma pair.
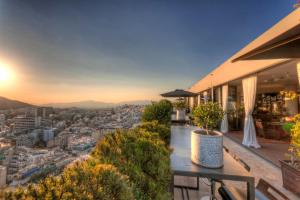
229,60 -> 300,94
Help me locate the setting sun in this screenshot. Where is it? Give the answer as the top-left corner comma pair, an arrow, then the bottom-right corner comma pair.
0,65 -> 13,83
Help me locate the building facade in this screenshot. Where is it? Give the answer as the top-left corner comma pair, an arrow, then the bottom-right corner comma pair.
187,8 -> 300,148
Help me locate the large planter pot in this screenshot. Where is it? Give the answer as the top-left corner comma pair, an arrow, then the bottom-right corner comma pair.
191,130 -> 223,168
280,160 -> 300,196
176,109 -> 186,121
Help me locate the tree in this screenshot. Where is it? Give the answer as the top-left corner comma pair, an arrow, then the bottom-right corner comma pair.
141,100 -> 173,125
192,102 -> 224,134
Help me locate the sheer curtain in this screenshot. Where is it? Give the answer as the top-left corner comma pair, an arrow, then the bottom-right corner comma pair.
220,85 -> 228,133
297,63 -> 300,86
242,75 -> 261,148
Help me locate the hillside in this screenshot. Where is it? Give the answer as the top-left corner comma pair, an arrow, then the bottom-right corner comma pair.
0,96 -> 33,110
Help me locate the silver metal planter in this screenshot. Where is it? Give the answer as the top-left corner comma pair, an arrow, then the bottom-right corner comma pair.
191,130 -> 224,168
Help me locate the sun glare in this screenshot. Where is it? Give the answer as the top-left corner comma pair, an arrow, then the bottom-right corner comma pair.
0,65 -> 13,83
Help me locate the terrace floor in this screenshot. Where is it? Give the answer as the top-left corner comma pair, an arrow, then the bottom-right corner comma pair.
172,125 -> 298,200
224,131 -> 289,168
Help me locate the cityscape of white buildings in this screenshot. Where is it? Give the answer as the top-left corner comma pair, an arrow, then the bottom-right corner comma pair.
0,104 -> 143,188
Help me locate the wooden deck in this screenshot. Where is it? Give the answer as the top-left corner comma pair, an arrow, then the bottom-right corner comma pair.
224,131 -> 289,168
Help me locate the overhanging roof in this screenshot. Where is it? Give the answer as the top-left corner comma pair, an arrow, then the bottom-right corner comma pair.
189,8 -> 300,93
232,25 -> 300,62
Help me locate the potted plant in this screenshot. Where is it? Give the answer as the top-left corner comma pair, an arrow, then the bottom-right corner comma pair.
173,99 -> 186,121
280,114 -> 300,196
191,102 -> 224,168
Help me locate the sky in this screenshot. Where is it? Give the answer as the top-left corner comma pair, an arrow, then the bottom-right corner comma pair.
0,0 -> 297,104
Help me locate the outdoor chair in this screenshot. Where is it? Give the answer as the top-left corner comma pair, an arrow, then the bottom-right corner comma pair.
173,176 -> 199,200
218,178 -> 289,200
255,179 -> 289,200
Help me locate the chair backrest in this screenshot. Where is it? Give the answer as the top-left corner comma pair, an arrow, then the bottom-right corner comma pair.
218,186 -> 236,200
256,179 -> 289,200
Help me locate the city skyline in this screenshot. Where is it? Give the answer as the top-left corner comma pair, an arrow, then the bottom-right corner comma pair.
0,0 -> 296,104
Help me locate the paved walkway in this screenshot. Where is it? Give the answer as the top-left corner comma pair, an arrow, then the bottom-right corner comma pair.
172,125 -> 298,200
225,131 -> 289,167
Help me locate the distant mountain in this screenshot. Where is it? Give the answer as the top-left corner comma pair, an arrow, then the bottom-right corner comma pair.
0,96 -> 33,110
119,100 -> 151,105
43,100 -> 151,109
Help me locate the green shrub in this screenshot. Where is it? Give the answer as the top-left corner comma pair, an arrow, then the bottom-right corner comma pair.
282,122 -> 294,134
5,162 -> 135,200
192,102 -> 224,134
91,129 -> 171,200
173,99 -> 186,110
290,121 -> 300,159
136,121 -> 171,145
6,101 -> 173,200
142,100 -> 173,125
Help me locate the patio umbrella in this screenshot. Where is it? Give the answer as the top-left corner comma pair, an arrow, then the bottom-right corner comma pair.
232,24 -> 300,62
160,89 -> 197,98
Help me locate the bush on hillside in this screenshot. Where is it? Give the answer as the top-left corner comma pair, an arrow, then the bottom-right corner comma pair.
91,129 -> 171,200
142,100 -> 173,125
5,104 -> 173,200
4,162 -> 134,200
136,120 -> 171,145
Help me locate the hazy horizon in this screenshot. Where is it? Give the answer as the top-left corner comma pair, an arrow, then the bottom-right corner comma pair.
0,0 -> 295,104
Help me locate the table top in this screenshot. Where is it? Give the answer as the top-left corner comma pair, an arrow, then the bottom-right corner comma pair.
170,125 -> 254,181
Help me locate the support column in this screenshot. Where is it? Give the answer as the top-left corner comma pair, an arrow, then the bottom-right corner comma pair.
220,85 -> 229,133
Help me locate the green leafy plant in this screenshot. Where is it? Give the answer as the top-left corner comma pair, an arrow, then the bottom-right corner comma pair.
192,102 -> 224,134
281,114 -> 300,170
282,122 -> 295,134
5,105 -> 172,200
173,99 -> 186,110
135,120 -> 171,145
4,162 -> 135,200
142,99 -> 173,125
91,129 -> 171,200
289,121 -> 300,169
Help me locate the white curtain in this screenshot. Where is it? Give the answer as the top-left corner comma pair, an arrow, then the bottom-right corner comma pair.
242,75 -> 261,148
297,63 -> 300,86
197,94 -> 201,105
220,85 -> 228,133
